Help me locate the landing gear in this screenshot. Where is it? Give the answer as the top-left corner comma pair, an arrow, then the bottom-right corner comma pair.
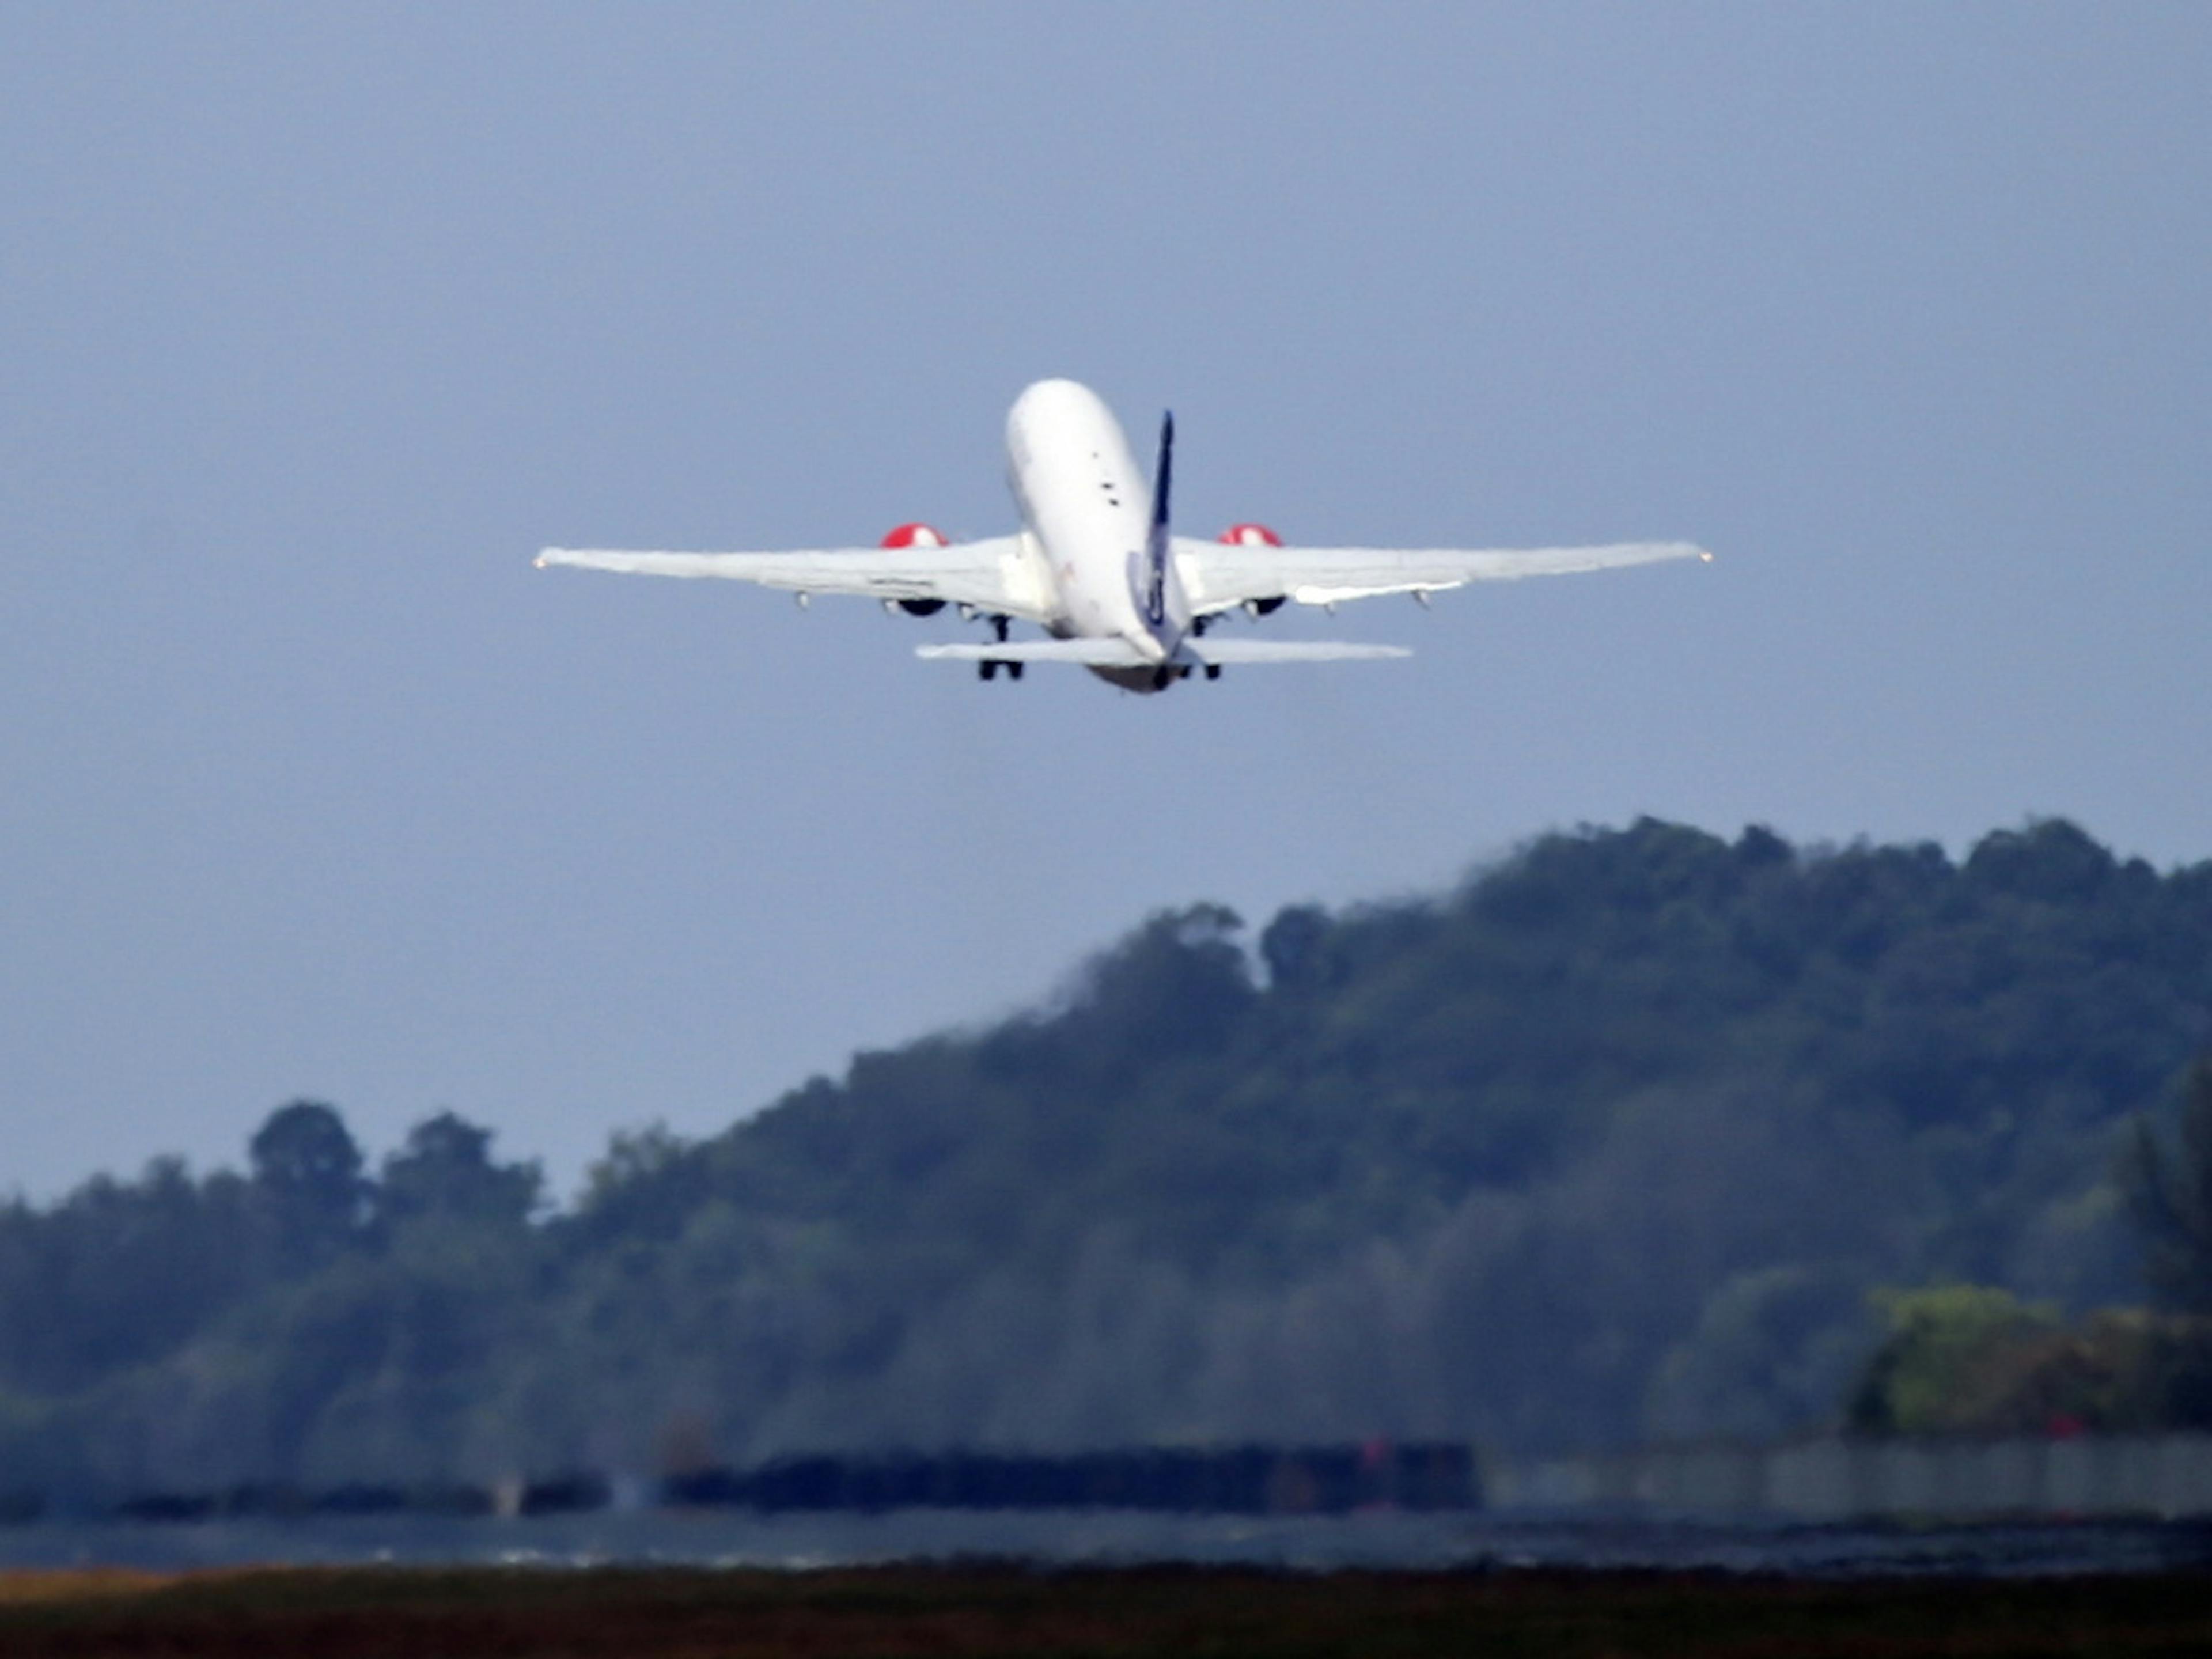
1204,664 -> 1222,681
1152,665 -> 1172,691
976,612 -> 1018,683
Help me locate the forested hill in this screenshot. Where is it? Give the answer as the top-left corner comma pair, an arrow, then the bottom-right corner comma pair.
5,818 -> 2210,1498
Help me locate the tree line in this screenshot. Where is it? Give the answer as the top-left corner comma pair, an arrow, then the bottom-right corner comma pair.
3,816 -> 2210,1498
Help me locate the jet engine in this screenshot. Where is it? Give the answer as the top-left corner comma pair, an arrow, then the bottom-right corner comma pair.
884,523 -> 948,615
1219,524 -> 1286,615
1219,523 -> 1282,548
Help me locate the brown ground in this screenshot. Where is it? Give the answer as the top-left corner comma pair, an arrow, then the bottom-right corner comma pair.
0,1568 -> 190,1606
1,1563 -> 2209,1656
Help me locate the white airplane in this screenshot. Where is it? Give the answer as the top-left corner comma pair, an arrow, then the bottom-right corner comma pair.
537,378 -> 1710,694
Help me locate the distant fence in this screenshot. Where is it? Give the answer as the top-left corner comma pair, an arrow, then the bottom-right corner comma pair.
1493,1435 -> 2212,1521
5,1442 -> 1479,1527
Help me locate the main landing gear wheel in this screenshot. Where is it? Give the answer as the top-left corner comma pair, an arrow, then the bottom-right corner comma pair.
1205,664 -> 1222,681
976,616 -> 1016,682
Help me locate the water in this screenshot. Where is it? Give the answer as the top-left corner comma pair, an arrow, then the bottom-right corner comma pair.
3,1508 -> 2209,1578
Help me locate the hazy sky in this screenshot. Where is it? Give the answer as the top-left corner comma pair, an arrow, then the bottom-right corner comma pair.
5,5 -> 2207,1199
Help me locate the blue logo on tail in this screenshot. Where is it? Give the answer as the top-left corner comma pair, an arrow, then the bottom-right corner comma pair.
1143,410 -> 1173,627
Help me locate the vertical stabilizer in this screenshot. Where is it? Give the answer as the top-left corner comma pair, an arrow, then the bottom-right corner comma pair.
1142,411 -> 1173,626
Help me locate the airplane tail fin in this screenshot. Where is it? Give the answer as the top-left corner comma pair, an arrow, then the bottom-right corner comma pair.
1140,411 -> 1173,625
1150,410 -> 1173,540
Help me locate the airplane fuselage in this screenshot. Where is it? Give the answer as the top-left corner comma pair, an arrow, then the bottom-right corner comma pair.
1004,379 -> 1192,691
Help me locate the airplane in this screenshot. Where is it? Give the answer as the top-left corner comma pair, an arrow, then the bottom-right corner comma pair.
537,378 -> 1710,694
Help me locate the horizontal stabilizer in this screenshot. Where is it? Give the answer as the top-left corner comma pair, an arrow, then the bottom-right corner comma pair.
916,638 -> 1151,666
917,636 -> 1410,668
1180,638 -> 1410,664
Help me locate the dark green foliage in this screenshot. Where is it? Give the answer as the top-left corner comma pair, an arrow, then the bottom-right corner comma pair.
0,1161 -> 259,1397
2124,1056 -> 2212,1312
379,1112 -> 543,1235
1844,1287 -> 2212,1436
0,1108 -> 547,1493
249,1102 -> 369,1272
1845,1285 -> 2062,1434
0,817 -> 2207,1495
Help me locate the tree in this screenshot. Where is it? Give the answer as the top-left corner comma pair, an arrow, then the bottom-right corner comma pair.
1844,1285 -> 2059,1435
380,1112 -> 542,1233
1964,818 -> 2118,904
249,1100 -> 368,1271
1259,904 -> 1332,992
2126,1055 -> 2212,1312
7,819 -> 2212,1490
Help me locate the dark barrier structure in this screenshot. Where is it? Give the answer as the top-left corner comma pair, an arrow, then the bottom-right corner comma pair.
107,1481 -> 498,1524
664,1444 -> 1478,1516
73,1443 -> 1478,1525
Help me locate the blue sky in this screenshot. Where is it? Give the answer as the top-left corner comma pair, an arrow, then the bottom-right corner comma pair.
4,5 -> 2207,1198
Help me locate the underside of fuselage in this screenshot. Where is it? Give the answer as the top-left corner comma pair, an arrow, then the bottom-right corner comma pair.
1092,662 -> 1175,694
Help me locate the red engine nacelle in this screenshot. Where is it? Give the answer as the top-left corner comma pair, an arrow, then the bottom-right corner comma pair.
1217,522 -> 1283,548
883,523 -> 949,615
881,522 -> 949,550
1220,524 -> 1286,613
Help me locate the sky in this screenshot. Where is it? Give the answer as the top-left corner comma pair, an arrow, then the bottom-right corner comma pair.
3,4 -> 2207,1200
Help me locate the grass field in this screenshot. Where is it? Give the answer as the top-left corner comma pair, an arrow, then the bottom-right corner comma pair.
2,1563 -> 2211,1656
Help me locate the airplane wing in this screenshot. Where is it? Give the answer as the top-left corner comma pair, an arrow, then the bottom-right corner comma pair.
537,536 -> 1049,622
1172,537 -> 1711,613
